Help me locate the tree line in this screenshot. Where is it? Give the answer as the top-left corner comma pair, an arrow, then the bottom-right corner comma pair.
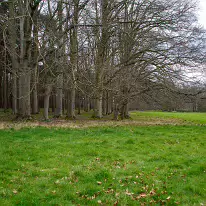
0,0 -> 205,120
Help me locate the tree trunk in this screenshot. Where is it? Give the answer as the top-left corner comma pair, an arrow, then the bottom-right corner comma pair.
94,91 -> 103,118
67,88 -> 76,119
44,85 -> 51,120
120,102 -> 130,119
68,0 -> 78,119
0,76 -> 3,108
102,91 -> 106,115
3,70 -> 7,111
18,62 -> 31,118
55,74 -> 63,117
125,103 -> 129,118
84,96 -> 90,112
31,11 -> 38,114
12,72 -> 17,114
52,94 -> 55,113
16,0 -> 35,119
8,1 -> 18,114
54,0 -> 64,117
31,66 -> 38,114
106,92 -> 112,115
113,103 -> 119,120
93,0 -> 109,118
77,92 -> 81,115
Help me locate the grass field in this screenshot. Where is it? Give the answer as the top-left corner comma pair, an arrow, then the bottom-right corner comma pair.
130,111 -> 206,124
0,122 -> 206,205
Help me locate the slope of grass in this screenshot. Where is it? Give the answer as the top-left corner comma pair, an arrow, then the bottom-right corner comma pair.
0,126 -> 205,205
131,111 -> 206,124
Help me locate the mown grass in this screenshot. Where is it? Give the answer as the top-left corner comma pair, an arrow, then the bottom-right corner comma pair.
130,111 -> 206,124
1,109 -> 206,125
0,126 -> 205,205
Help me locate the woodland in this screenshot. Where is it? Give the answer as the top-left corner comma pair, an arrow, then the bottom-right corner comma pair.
0,0 -> 206,120
0,1 -> 206,205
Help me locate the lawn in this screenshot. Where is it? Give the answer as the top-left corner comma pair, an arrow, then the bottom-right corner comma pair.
130,111 -> 206,124
0,125 -> 205,205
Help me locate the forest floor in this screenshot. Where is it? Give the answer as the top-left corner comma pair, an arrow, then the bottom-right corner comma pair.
0,111 -> 206,205
0,110 -> 206,130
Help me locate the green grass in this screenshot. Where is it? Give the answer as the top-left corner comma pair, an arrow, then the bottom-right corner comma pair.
0,126 -> 205,205
130,111 -> 206,124
1,109 -> 206,125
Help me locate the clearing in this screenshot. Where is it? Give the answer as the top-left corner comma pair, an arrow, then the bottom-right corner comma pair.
0,111 -> 206,205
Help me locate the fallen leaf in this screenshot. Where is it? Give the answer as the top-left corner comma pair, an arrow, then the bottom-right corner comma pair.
136,193 -> 147,199
125,189 -> 133,196
13,189 -> 18,194
91,195 -> 96,199
149,189 -> 156,196
140,193 -> 147,198
115,193 -> 120,197
114,200 -> 118,206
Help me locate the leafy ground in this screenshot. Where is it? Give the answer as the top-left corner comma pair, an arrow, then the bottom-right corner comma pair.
0,124 -> 206,205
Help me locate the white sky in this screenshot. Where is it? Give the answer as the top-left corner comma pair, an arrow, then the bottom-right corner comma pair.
198,0 -> 206,28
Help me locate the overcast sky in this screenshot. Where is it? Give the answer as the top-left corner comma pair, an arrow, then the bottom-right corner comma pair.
198,0 -> 206,28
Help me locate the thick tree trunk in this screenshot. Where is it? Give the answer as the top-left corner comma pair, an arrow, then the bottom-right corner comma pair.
120,104 -> 126,119
102,91 -> 107,116
84,96 -> 90,112
52,94 -> 55,113
31,66 -> 38,114
12,72 -> 17,114
32,87 -> 38,114
77,92 -> 81,115
54,0 -> 64,117
16,0 -> 35,119
94,91 -> 103,118
125,103 -> 129,118
68,0 -> 78,119
44,85 -> 51,120
120,102 -> 130,119
67,88 -> 76,119
8,1 -> 18,114
55,73 -> 63,117
31,12 -> 38,114
18,62 -> 31,118
106,92 -> 112,115
113,103 -> 119,120
63,97 -> 66,115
